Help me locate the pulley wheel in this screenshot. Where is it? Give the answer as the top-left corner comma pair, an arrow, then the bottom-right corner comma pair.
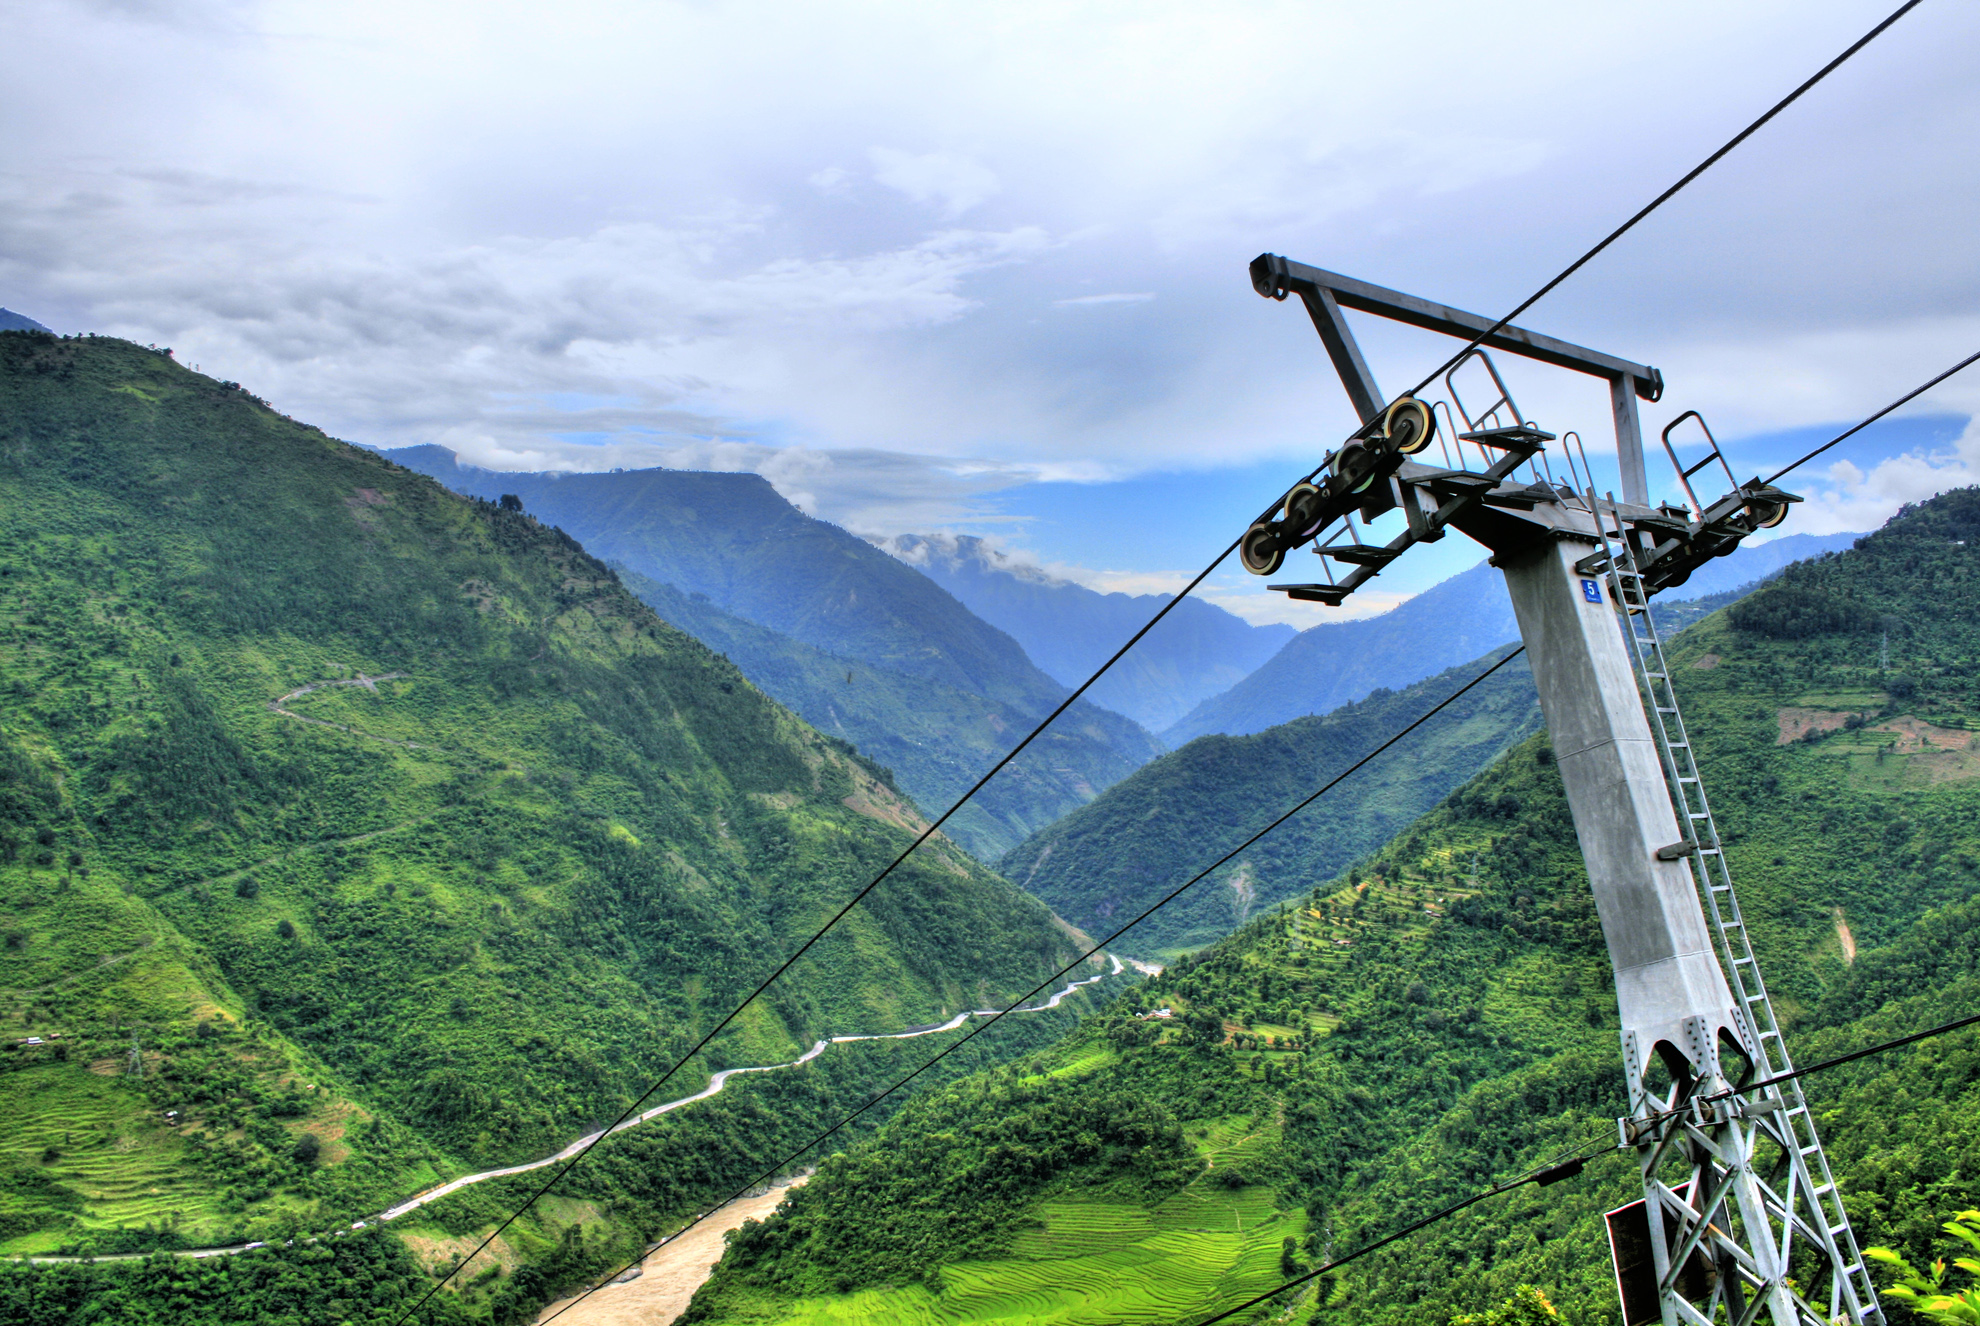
1240,523 -> 1285,577
1748,498 -> 1790,529
1331,440 -> 1380,494
1282,482 -> 1325,535
1383,397 -> 1435,455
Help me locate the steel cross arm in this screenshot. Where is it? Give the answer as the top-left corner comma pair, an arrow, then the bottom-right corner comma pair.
1251,254 -> 1666,400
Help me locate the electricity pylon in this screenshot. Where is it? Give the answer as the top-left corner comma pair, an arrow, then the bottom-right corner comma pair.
1240,255 -> 1878,1326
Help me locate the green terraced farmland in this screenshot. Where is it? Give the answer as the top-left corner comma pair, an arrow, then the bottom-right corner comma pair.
743,1184 -> 1304,1326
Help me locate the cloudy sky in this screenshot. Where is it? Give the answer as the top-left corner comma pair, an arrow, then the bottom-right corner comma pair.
5,0 -> 1977,624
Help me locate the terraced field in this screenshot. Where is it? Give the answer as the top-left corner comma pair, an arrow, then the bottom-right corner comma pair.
722,1178 -> 1304,1326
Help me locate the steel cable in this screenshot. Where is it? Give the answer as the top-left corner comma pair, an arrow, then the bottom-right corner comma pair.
1191,1006 -> 1980,1326
537,646 -> 1528,1323
1764,347 -> 1980,485
1401,0 -> 1926,403
397,8 -> 1931,1316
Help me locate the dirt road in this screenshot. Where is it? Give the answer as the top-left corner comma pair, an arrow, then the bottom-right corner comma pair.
534,1177 -> 809,1326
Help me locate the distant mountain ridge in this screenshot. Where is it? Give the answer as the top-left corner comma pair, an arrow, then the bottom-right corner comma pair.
0,308 -> 51,333
380,446 -> 1162,859
612,565 -> 1156,862
879,533 -> 1295,733
1163,530 -> 1861,745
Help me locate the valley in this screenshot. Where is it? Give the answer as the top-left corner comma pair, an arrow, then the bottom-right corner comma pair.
678,491 -> 1980,1326
2,327 -> 1970,1326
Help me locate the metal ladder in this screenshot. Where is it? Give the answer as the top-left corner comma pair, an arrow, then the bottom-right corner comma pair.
1591,494 -> 1880,1326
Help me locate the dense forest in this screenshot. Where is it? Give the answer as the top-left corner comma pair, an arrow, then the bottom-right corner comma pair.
685,489 -> 1980,1325
0,330 -> 1117,1318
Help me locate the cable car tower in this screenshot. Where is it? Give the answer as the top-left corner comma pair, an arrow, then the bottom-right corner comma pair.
1242,255 -> 1878,1326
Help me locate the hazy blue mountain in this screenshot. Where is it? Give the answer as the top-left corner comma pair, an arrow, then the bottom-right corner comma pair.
0,308 -> 52,333
1162,530 -> 1862,745
614,566 -> 1162,862
879,533 -> 1295,733
1656,529 -> 1861,597
1162,561 -> 1519,746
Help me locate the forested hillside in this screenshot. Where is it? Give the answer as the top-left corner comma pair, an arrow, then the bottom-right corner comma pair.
881,533 -> 1294,733
1003,649 -> 1542,958
683,491 -> 1980,1326
1003,584 -> 1750,959
383,447 -> 1162,859
0,332 -> 1114,1318
615,567 -> 1140,863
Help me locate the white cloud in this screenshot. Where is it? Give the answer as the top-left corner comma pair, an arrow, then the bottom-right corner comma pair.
867,148 -> 1000,218
1790,416 -> 1980,535
1055,292 -> 1154,307
2,0 -> 1975,585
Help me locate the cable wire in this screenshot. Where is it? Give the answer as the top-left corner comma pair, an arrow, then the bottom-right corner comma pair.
1764,347 -> 1980,485
536,646 -> 1528,1323
1402,0 -> 1924,402
401,11 -> 1933,1315
1192,1005 -> 1980,1325
1191,1140 -> 1627,1326
390,538 -> 1242,1322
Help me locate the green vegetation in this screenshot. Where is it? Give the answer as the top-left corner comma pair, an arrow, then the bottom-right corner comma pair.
1870,1208 -> 1980,1325
1001,646 -> 1543,958
0,331 -> 1117,1316
0,1227 -> 452,1325
684,490 -> 1980,1326
999,586 -> 1746,962
617,567 -> 1152,863
385,445 -> 1164,861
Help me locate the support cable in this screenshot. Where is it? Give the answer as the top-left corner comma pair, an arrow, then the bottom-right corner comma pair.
1403,0 -> 1924,402
1191,1005 -> 1980,1326
396,12 -> 1932,1314
1190,1141 -> 1627,1326
389,540 -> 1244,1323
1764,347 -> 1980,485
536,647 -> 1527,1323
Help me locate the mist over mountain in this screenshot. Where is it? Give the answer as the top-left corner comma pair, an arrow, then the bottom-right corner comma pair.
1163,530 -> 1862,745
878,533 -> 1295,733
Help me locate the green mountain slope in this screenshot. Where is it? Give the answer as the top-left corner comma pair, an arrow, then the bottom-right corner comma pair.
1000,582 -> 1766,962
615,567 -> 1146,862
0,332 -> 1105,1300
681,491 -> 1980,1326
1001,649 -> 1543,959
382,448 -> 1161,829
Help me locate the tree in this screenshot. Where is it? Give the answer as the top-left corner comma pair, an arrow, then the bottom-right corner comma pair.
1451,1285 -> 1562,1326
291,1133 -> 321,1166
499,493 -> 523,512
1868,1209 -> 1980,1326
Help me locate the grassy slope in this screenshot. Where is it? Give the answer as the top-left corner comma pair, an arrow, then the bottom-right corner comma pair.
617,567 -> 1143,863
0,332 -> 1107,1297
683,491 -> 1980,1326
